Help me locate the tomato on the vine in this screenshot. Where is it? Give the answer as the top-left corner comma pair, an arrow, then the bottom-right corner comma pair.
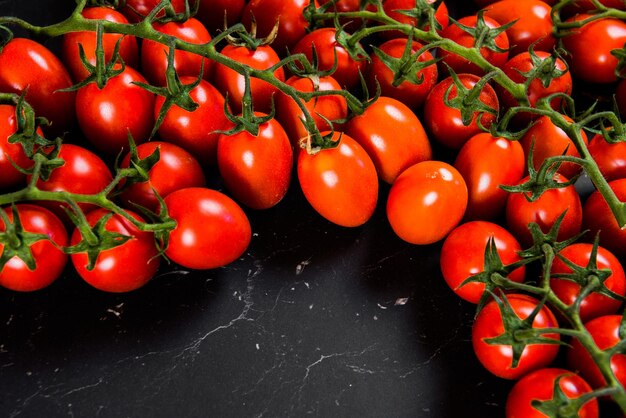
379,0 -> 449,39
0,104 -> 40,191
588,133 -> 626,182
583,178 -> 626,259
120,0 -> 186,23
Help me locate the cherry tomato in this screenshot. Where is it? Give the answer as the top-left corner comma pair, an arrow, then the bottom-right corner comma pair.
387,160 -> 468,245
0,204 -> 68,292
0,104 -> 41,191
454,132 -> 525,221
0,38 -> 75,137
440,221 -> 525,304
505,368 -> 599,418
120,0 -> 186,23
472,294 -> 561,380
344,96 -> 432,184
583,178 -> 626,259
164,187 -> 252,270
70,208 -> 159,292
119,141 -> 207,212
217,114 -> 293,210
588,133 -> 626,182
380,0 -> 449,40
297,132 -> 378,227
196,0 -> 246,36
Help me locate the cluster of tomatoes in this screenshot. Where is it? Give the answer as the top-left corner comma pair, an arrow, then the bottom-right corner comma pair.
2,0 -> 626,415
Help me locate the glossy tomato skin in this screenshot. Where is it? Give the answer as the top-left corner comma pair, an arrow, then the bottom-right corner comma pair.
217,114 -> 293,210
164,187 -> 252,270
505,368 -> 599,418
440,221 -> 525,304
583,178 -> 626,259
70,208 -> 159,293
297,132 -> 378,227
423,73 -> 499,150
380,0 -> 449,39
155,76 -> 230,166
76,66 -> 155,157
141,17 -> 212,86
119,141 -> 206,212
387,161 -> 468,245
196,0 -> 246,35
472,294 -> 561,380
365,39 -> 438,110
120,0 -> 186,23
567,315 -> 626,389
0,204 -> 68,292
588,133 -> 626,182
211,44 -> 285,115
0,105 -> 39,191
344,96 -> 432,184
61,6 -> 138,82
562,14 -> 626,84
506,174 -> 582,248
550,243 -> 626,323
0,38 -> 75,137
454,133 -> 525,221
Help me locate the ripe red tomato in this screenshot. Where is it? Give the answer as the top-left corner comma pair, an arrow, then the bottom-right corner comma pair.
141,17 -> 212,86
472,294 -> 561,380
0,204 -> 68,292
70,208 -> 159,292
61,6 -> 138,82
505,368 -> 599,418
567,314 -> 626,389
297,132 -> 378,227
562,14 -> 626,84
454,132 -> 525,221
387,160 -> 468,245
217,114 -> 293,210
364,38 -> 438,110
505,173 -> 582,248
211,43 -> 285,115
120,0 -> 186,23
0,104 -> 40,191
344,96 -> 432,184
380,0 -> 449,39
76,66 -> 155,157
583,178 -> 626,259
0,38 -> 75,137
163,187 -> 252,270
440,221 -> 525,304
196,0 -> 246,35
155,76 -> 230,165
423,73 -> 499,150
588,133 -> 626,182
119,141 -> 206,212
550,243 -> 626,322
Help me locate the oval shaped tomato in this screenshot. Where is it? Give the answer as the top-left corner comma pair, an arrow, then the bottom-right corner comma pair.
583,178 -> 626,259
297,132 -> 378,227
217,114 -> 293,210
387,160 -> 468,245
0,204 -> 68,292
70,208 -> 159,292
440,221 -> 525,304
120,0 -> 186,23
588,133 -> 626,182
472,294 -> 561,380
0,104 -> 40,191
505,368 -> 598,418
454,132 -> 525,221
164,187 -> 252,270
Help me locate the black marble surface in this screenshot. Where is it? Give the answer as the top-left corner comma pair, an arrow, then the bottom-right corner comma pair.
1,1 -> 521,417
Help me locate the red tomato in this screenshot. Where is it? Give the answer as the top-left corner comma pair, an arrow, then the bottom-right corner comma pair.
380,0 -> 449,40
454,132 -> 525,221
562,14 -> 626,84
297,132 -> 378,227
217,114 -> 293,210
583,178 -> 626,259
344,96 -> 432,184
119,141 -> 206,212
141,17 -> 212,86
505,173 -> 583,248
196,0 -> 246,35
155,76 -> 230,165
0,204 -> 68,292
387,160 -> 468,245
0,104 -> 40,191
365,38 -> 438,110
120,0 -> 186,23
0,38 -> 75,137
440,221 -> 525,304
70,208 -> 159,292
588,133 -> 626,182
505,368 -> 599,418
550,243 -> 626,322
567,315 -> 626,389
163,187 -> 252,270
472,294 -> 561,380
61,6 -> 138,82
292,28 -> 366,91
423,73 -> 499,150
76,66 -> 155,157
211,43 -> 285,115
519,115 -> 588,180
483,0 -> 555,56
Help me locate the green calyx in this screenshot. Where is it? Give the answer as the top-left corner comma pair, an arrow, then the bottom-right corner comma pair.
0,205 -> 52,272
